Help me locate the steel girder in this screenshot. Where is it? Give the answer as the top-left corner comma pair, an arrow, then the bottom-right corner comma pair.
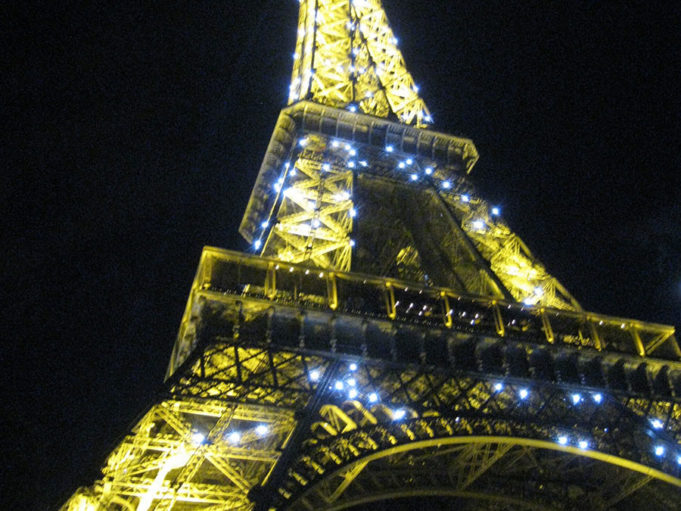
238,101 -> 600,312
65,278 -> 681,510
289,0 -> 431,127
167,288 -> 681,509
61,1 -> 681,509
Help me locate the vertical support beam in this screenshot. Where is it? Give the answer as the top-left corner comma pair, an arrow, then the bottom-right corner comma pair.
540,309 -> 554,344
631,327 -> 646,357
385,283 -> 396,319
588,320 -> 604,351
442,293 -> 453,329
251,360 -> 341,511
327,272 -> 338,310
492,302 -> 505,337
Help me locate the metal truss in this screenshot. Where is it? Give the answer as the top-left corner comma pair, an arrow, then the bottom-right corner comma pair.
259,134 -> 354,271
169,275 -> 680,508
168,248 -> 679,377
440,192 -> 581,311
237,101 -> 592,312
270,361 -> 681,509
63,323 -> 681,510
61,1 -> 681,510
60,398 -> 295,511
63,273 -> 681,510
290,0 -> 431,127
287,443 -> 664,511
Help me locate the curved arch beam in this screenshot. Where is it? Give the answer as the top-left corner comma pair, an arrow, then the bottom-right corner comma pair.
287,435 -> 681,509
322,488 -> 555,511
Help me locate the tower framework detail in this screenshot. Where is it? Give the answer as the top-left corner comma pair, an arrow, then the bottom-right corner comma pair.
62,1 -> 681,510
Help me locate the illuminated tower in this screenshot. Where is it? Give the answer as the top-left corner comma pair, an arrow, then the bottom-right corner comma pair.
62,1 -> 681,510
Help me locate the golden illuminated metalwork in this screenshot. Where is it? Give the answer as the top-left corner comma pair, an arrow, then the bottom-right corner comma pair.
258,135 -> 354,271
289,0 -> 430,127
62,1 -> 681,510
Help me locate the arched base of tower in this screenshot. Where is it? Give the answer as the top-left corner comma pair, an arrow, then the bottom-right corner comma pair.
286,439 -> 681,511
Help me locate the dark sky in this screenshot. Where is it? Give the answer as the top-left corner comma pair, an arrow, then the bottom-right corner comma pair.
4,1 -> 681,509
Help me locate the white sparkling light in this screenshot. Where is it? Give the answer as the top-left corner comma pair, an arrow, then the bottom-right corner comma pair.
571,393 -> 582,405
322,163 -> 331,171
359,160 -> 368,167
227,431 -> 241,444
410,173 -> 418,181
349,363 -> 358,371
299,137 -> 308,147
349,149 -> 357,156
493,382 -> 504,392
254,240 -> 262,250
255,425 -> 269,437
442,181 -> 451,189
655,445 -> 666,456
424,167 -> 433,175
393,409 -> 406,420
557,435 -> 568,446
368,392 -> 378,403
348,161 -> 356,168
350,239 -> 356,247
312,218 -> 321,228
191,432 -> 205,445
472,220 -> 485,230
578,440 -> 589,450
347,378 -> 356,387
349,208 -> 357,217
348,388 -> 358,399
518,389 -> 529,400
385,145 -> 394,152
651,419 -> 664,429
592,393 -> 603,404
335,381 -> 344,390
398,162 -> 406,169
491,207 -> 500,215
261,220 -> 269,228
310,369 -> 320,381
406,158 -> 413,164
461,194 -> 469,202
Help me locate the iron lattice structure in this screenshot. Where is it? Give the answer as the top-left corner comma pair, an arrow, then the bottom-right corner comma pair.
62,1 -> 681,510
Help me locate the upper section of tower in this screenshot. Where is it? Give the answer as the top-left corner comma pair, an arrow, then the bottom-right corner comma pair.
289,0 -> 432,128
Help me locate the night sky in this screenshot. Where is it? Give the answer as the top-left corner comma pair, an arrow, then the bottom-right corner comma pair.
4,1 -> 681,508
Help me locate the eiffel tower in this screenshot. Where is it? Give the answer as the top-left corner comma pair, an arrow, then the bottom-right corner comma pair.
62,1 -> 681,510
